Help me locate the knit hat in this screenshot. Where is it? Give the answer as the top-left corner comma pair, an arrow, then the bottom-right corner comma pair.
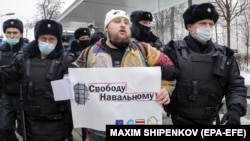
130,10 -> 153,23
104,9 -> 130,28
74,28 -> 90,39
3,19 -> 23,33
183,3 -> 219,29
34,19 -> 62,40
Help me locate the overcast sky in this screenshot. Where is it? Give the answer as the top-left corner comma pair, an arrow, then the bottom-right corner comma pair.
0,0 -> 73,40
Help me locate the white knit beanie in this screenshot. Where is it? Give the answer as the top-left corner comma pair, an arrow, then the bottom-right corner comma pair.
104,9 -> 130,28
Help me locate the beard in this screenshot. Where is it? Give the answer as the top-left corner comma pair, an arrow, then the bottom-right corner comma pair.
108,32 -> 131,49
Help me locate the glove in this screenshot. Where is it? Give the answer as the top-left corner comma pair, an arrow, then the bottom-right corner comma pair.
220,108 -> 241,125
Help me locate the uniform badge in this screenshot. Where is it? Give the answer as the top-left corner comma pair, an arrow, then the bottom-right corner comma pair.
47,23 -> 51,28
207,8 -> 212,12
148,14 -> 151,19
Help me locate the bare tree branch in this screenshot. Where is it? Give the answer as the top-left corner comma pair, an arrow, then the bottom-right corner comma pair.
214,0 -> 249,48
36,0 -> 64,20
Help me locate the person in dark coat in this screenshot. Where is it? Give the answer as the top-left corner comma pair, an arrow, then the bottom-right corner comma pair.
68,28 -> 91,62
163,3 -> 247,125
90,31 -> 105,45
0,18 -> 27,141
130,10 -> 163,51
73,27 -> 91,51
23,38 -> 30,44
0,19 -> 74,141
62,35 -> 70,51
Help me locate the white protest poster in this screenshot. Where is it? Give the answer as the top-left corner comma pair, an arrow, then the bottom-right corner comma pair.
68,67 -> 163,131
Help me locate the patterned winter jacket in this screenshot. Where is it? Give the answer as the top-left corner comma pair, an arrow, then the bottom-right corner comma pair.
73,38 -> 179,94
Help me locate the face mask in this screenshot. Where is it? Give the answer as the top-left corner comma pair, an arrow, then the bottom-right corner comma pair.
193,27 -> 213,44
63,45 -> 69,48
38,41 -> 55,55
79,40 -> 90,49
140,25 -> 151,38
6,38 -> 20,45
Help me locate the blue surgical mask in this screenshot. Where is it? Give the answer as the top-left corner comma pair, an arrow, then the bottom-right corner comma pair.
193,27 -> 213,44
6,38 -> 20,45
38,41 -> 55,55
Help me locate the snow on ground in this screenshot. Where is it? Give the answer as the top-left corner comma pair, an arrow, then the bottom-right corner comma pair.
237,72 -> 250,124
241,71 -> 250,85
241,117 -> 250,125
217,114 -> 250,125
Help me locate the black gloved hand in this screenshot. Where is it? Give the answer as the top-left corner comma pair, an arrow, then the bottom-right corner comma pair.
220,108 -> 241,125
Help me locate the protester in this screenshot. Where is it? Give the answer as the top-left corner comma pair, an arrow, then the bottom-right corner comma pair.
0,18 -> 27,141
0,19 -> 74,140
73,9 -> 179,140
130,10 -> 163,51
163,3 -> 247,125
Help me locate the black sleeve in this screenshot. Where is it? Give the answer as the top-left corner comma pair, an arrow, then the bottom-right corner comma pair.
163,40 -> 179,68
1,63 -> 21,82
224,54 -> 247,116
1,53 -> 24,83
161,66 -> 179,81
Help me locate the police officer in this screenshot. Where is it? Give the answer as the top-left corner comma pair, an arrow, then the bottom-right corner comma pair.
0,19 -> 27,141
163,3 -> 247,125
69,27 -> 91,62
130,10 -> 163,51
1,19 -> 74,140
62,35 -> 70,51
